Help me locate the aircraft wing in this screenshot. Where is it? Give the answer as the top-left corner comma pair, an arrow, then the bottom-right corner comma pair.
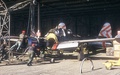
57,38 -> 115,49
67,38 -> 115,43
57,42 -> 79,49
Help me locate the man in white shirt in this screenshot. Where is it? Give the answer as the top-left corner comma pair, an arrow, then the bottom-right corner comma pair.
10,30 -> 25,51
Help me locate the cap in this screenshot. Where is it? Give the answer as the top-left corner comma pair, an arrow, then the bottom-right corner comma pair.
58,22 -> 65,27
58,22 -> 66,29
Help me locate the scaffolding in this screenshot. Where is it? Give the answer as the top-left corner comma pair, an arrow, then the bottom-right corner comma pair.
0,0 -> 10,43
0,0 -> 31,64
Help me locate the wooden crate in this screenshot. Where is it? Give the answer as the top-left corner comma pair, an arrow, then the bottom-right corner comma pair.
106,47 -> 114,56
113,39 -> 120,45
114,50 -> 120,57
114,45 -> 120,50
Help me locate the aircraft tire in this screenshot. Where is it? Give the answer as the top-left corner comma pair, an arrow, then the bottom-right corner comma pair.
50,58 -> 55,63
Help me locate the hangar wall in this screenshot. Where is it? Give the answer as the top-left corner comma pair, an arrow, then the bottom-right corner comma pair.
10,13 -> 120,38
40,14 -> 120,37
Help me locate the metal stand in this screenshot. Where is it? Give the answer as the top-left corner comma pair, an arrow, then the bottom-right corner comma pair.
80,57 -> 94,74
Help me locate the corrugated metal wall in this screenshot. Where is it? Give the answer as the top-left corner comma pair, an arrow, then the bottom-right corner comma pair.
6,0 -> 120,38
10,13 -> 120,37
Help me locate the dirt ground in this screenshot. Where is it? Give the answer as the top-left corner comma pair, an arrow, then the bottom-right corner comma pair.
0,53 -> 120,75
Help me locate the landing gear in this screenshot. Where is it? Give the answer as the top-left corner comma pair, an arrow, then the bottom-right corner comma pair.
80,57 -> 94,74
77,51 -> 84,61
50,58 -> 55,63
77,43 -> 87,61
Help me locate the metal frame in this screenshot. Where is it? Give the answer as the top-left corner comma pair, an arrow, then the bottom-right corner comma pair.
0,0 -> 10,42
0,0 -> 31,64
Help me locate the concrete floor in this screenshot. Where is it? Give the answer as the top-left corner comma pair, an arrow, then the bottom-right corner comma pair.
0,52 -> 120,75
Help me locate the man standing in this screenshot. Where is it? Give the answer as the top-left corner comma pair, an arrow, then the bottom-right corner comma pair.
10,30 -> 26,51
25,44 -> 35,66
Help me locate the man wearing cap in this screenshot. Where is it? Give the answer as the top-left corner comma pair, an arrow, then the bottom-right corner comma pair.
57,22 -> 67,41
58,22 -> 66,30
10,30 -> 26,51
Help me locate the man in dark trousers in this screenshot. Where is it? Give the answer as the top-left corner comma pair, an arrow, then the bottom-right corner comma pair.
25,43 -> 36,66
0,39 -> 7,62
